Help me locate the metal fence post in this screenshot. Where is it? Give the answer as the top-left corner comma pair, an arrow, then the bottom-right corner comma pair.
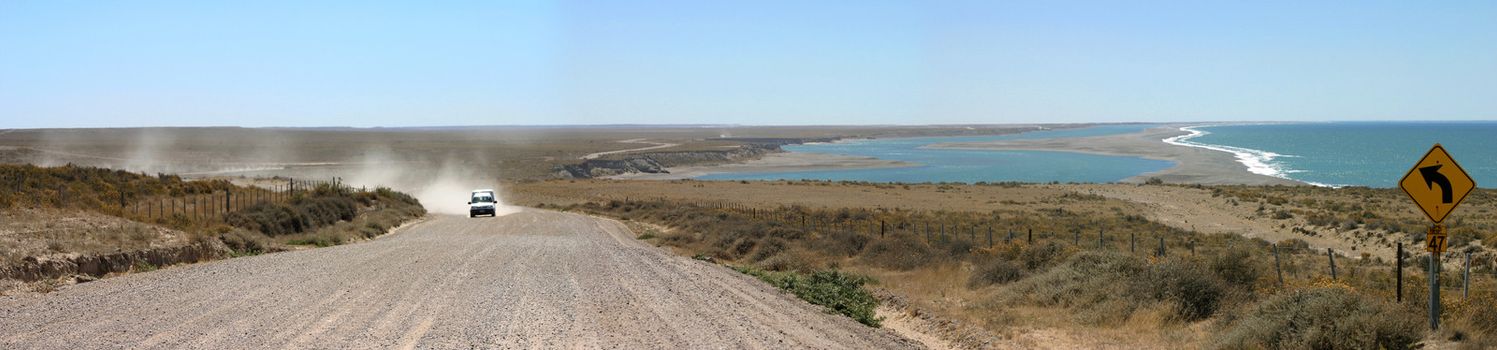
1430,250 -> 1441,330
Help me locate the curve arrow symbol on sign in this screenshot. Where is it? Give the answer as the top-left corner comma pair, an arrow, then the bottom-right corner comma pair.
1419,164 -> 1453,204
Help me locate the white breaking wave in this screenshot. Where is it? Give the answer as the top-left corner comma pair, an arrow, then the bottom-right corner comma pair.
1162,125 -> 1337,188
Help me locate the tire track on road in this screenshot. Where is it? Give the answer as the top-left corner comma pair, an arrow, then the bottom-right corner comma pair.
0,209 -> 919,349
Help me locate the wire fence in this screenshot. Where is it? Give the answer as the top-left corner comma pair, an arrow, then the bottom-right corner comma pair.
1,171 -> 349,225
114,177 -> 348,222
530,193 -> 1497,307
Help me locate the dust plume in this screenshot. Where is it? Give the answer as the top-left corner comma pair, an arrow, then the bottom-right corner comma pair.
345,148 -> 519,216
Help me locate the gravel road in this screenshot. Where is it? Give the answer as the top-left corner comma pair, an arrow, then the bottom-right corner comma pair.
0,210 -> 917,349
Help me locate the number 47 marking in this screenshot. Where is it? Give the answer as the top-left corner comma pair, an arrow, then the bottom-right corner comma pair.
1427,235 -> 1447,253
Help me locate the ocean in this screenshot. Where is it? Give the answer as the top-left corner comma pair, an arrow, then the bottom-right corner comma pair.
699,124 -> 1174,183
1174,122 -> 1497,188
699,121 -> 1497,187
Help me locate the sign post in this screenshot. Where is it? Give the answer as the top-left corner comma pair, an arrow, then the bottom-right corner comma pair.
1399,144 -> 1475,331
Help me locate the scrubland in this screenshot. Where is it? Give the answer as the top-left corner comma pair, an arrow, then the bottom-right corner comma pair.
515,179 -> 1497,349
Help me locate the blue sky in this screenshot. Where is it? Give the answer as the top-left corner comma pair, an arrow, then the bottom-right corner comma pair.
1,1 -> 1494,128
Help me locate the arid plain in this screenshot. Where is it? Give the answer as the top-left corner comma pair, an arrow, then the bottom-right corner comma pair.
2,125 -> 1495,349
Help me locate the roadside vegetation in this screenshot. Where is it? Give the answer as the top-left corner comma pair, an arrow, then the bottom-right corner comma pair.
0,164 -> 425,290
1210,185 -> 1497,252
732,266 -> 882,327
533,181 -> 1497,349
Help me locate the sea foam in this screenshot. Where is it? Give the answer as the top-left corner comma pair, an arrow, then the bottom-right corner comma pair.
1162,125 -> 1335,187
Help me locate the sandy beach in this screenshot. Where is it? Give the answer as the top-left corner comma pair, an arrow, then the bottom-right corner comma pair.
607,151 -> 914,180
621,125 -> 1303,185
926,125 -> 1305,185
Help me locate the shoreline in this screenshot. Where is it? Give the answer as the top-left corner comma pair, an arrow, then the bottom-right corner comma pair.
605,152 -> 916,180
611,124 -> 1306,186
926,125 -> 1305,185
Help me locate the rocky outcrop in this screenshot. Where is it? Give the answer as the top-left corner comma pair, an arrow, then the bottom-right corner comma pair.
636,144 -> 778,167
0,241 -> 231,282
559,158 -> 669,178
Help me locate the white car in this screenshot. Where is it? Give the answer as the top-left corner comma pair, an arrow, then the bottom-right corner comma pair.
468,189 -> 498,217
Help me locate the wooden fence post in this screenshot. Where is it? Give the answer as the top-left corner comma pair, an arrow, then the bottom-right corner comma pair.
1327,248 -> 1337,280
1157,237 -> 1166,258
987,225 -> 993,247
1131,232 -> 1136,253
1397,242 -> 1403,302
1273,244 -> 1284,287
1027,228 -> 1033,243
1465,251 -> 1472,301
1097,227 -> 1104,249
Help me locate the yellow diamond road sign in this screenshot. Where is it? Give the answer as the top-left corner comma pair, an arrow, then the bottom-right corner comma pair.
1400,144 -> 1476,223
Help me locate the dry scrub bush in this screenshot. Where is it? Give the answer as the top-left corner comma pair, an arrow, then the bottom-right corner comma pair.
754,248 -> 818,272
1149,258 -> 1226,321
749,237 -> 789,262
1001,251 -> 1235,325
1438,292 -> 1497,348
860,235 -> 938,271
1211,287 -> 1420,350
968,258 -> 1024,288
219,229 -> 275,255
225,192 -> 356,235
815,229 -> 870,258
1210,244 -> 1265,291
1002,251 -> 1150,324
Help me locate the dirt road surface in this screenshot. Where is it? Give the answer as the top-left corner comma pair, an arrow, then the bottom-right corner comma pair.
0,210 -> 916,349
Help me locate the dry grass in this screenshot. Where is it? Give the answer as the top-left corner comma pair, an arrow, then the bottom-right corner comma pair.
1208,185 -> 1497,252
0,163 -> 286,230
1,164 -> 425,266
0,208 -> 187,264
528,180 -> 1497,348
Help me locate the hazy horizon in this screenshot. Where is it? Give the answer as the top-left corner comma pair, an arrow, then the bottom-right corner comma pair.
3,1 -> 1495,128
9,119 -> 1497,131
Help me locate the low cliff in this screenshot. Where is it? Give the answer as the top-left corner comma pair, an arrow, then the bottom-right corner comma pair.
558,144 -> 780,178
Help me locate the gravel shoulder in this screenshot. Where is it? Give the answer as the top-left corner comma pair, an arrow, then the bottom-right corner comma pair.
0,209 -> 917,349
